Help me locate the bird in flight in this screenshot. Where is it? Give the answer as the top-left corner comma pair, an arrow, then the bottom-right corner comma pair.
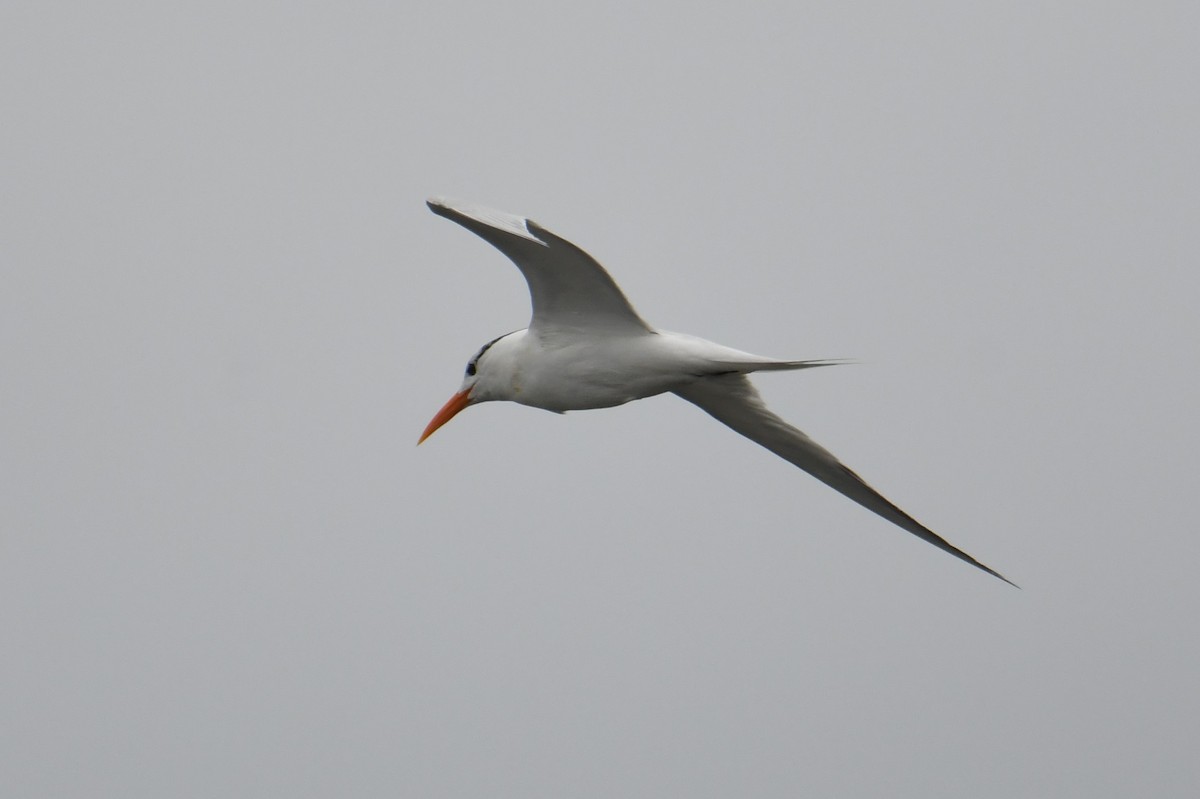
419,198 -> 1014,586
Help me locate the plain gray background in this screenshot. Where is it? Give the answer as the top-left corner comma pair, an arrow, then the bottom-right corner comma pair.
4,2 -> 1198,796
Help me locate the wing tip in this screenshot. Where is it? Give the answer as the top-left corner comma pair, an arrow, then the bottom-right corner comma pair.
961,553 -> 1018,588
426,195 -> 456,214
426,197 -> 545,245
983,565 -> 1021,589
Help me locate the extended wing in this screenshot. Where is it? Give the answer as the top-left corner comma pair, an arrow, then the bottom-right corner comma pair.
428,198 -> 652,337
674,373 -> 1015,586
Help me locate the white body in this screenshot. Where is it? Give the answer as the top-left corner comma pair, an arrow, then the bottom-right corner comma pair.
472,328 -> 803,412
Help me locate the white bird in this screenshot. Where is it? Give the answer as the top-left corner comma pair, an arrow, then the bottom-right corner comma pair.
419,198 -> 1014,586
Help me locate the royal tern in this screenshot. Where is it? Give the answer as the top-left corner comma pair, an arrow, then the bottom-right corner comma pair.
420,198 -> 1014,586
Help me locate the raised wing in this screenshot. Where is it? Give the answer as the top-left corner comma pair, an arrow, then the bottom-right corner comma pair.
427,198 -> 652,336
674,373 -> 1015,586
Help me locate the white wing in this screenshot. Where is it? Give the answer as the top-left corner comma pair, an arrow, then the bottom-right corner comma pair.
675,373 -> 1015,586
428,198 -> 652,336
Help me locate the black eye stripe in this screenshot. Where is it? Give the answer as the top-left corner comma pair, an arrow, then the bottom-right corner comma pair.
465,333 -> 507,376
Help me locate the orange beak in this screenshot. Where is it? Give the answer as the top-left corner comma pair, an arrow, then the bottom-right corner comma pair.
417,388 -> 473,444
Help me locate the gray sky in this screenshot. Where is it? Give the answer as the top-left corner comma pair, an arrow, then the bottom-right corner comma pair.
4,2 -> 1198,796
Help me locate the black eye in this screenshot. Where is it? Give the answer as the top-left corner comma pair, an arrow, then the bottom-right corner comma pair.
464,333 -> 507,380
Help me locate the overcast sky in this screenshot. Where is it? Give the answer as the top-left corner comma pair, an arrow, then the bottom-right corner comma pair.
4,2 -> 1198,797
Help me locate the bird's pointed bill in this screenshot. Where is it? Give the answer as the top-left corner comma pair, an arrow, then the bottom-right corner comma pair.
418,389 -> 472,444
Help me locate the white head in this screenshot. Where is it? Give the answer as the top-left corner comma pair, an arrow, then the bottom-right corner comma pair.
417,332 -> 515,443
